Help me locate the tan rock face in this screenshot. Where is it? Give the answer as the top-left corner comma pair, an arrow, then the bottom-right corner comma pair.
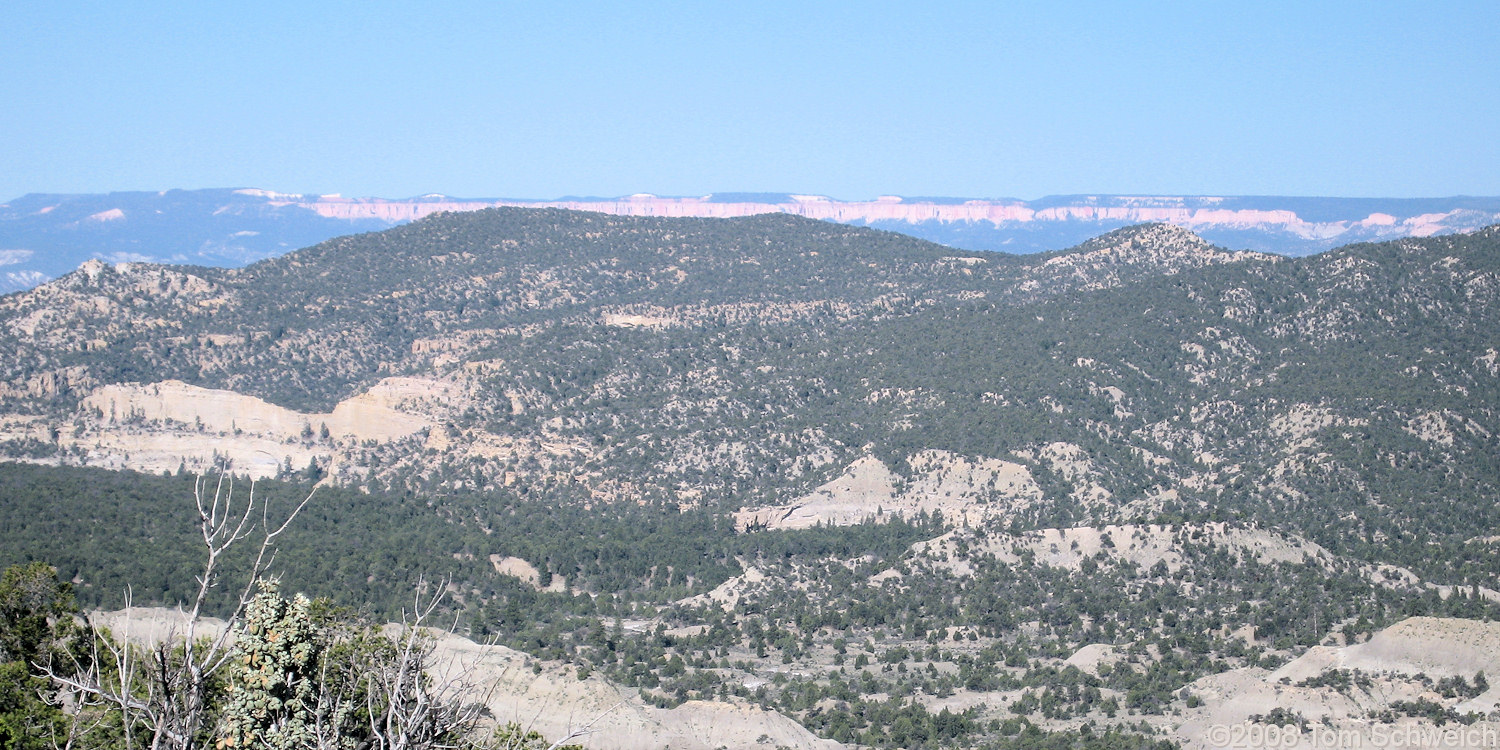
1176,617 -> 1500,749
733,450 -> 1043,531
601,312 -> 679,329
68,378 -> 458,479
82,379 -> 449,442
427,632 -> 844,750
676,565 -> 767,611
85,381 -> 311,438
327,377 -> 462,441
489,555 -> 544,589
63,430 -> 321,479
1335,617 -> 1500,679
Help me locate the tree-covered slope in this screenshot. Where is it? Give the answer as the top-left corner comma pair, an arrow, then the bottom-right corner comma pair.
0,211 -> 1496,577
3,211 -> 1500,750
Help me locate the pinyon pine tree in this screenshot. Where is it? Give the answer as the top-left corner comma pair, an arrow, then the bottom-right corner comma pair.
218,580 -> 321,750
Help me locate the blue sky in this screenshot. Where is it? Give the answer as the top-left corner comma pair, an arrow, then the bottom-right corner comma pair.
2,1 -> 1496,201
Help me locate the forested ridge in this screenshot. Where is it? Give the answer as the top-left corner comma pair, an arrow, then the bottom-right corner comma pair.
2,210 -> 1498,748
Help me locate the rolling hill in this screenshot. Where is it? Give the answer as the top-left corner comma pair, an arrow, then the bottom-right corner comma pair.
2,208 -> 1498,749
5,188 -> 1498,293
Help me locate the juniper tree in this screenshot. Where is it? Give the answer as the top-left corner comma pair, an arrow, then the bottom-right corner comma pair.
218,580 -> 321,750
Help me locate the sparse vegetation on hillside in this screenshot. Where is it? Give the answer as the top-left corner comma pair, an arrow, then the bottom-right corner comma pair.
2,211 -> 1499,749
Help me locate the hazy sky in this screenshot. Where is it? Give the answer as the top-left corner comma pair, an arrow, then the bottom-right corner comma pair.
3,1 -> 1497,201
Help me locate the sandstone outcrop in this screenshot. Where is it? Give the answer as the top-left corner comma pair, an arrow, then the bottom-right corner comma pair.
67,378 -> 460,479
733,450 -> 1043,530
429,631 -> 844,750
1175,617 -> 1500,749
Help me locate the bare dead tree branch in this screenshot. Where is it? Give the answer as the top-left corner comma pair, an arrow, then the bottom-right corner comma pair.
35,476 -> 581,750
541,701 -> 622,750
40,476 -> 315,750
358,579 -> 490,750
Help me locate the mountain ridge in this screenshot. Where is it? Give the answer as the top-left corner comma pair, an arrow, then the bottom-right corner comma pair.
4,188 -> 1497,293
3,208 -> 1500,749
2,208 -> 1494,544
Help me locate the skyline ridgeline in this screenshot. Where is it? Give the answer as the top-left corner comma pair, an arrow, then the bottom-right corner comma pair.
2,188 -> 1498,294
